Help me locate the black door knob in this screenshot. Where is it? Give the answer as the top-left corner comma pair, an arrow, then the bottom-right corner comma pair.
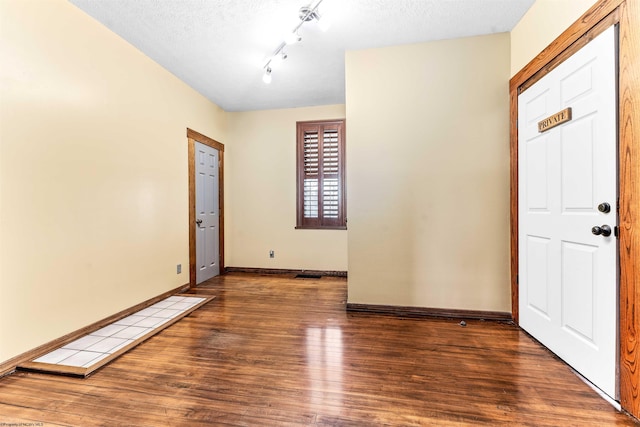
592,225 -> 611,236
598,202 -> 611,213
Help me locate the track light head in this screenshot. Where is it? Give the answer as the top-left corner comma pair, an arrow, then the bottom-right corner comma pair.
262,67 -> 272,84
285,31 -> 302,45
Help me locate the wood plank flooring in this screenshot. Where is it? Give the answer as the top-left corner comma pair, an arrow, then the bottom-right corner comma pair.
0,273 -> 637,426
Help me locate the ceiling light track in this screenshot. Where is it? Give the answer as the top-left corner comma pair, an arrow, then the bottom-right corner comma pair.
262,0 -> 330,84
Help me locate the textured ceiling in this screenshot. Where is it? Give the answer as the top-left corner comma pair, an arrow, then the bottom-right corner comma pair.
69,0 -> 534,112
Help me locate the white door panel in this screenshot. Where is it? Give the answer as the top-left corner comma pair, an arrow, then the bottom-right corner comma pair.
195,142 -> 220,283
518,26 -> 617,398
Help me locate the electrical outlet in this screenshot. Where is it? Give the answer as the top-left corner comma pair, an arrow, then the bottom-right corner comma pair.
177,264 -> 182,274
269,250 -> 275,258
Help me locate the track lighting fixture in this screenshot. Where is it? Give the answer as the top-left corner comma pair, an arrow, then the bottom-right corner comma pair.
262,0 -> 331,83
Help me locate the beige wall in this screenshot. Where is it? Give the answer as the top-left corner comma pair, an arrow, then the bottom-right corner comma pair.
0,0 -> 226,362
345,33 -> 511,311
511,0 -> 597,76
226,106 -> 348,271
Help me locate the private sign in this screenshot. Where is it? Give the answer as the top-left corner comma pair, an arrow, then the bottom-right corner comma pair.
538,107 -> 572,132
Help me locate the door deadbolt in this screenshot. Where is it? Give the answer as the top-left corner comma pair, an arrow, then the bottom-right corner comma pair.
598,202 -> 611,213
591,224 -> 612,237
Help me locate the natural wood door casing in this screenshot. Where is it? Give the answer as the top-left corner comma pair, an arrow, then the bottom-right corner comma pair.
618,0 -> 640,415
187,128 -> 224,287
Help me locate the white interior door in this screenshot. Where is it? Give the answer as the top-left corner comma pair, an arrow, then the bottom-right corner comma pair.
518,26 -> 617,398
195,141 -> 220,283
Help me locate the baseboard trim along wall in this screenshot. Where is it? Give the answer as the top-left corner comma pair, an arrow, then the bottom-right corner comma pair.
225,267 -> 348,277
0,283 -> 190,378
346,303 -> 513,322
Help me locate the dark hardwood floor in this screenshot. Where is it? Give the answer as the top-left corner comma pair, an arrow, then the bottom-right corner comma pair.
0,273 -> 637,426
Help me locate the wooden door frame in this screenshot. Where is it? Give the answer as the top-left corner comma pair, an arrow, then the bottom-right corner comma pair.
509,0 -> 640,417
187,128 -> 225,287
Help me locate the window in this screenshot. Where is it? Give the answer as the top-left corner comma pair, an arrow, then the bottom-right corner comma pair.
296,120 -> 346,229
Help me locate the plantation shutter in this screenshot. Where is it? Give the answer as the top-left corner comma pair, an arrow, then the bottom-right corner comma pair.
296,120 -> 346,229
303,129 -> 319,219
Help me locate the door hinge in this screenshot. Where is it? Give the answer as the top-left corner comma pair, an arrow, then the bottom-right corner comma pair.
516,274 -> 519,285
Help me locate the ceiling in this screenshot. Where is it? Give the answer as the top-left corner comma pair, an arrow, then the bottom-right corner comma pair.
69,0 -> 534,112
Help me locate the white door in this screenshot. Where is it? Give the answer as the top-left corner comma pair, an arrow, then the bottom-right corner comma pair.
518,26 -> 617,398
195,141 -> 220,283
